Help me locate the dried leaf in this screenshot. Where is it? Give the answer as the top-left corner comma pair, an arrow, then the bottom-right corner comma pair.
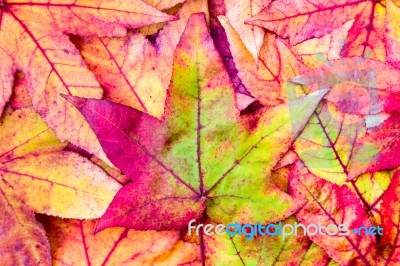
247,0 -> 387,60
0,0 -> 175,162
223,0 -> 268,63
76,0 -> 208,118
0,108 -> 121,218
219,16 -> 307,106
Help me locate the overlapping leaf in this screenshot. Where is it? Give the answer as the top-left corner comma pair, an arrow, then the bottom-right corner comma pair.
74,0 -> 208,118
289,161 -> 377,265
247,0 -> 388,60
143,0 -> 187,10
293,21 -> 354,68
219,17 -> 307,106
0,108 -> 121,219
0,0 -> 175,162
348,114 -> 400,181
223,0 -> 268,63
207,0 -> 256,111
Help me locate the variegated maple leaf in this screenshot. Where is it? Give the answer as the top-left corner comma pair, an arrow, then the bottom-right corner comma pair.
67,13 -> 326,233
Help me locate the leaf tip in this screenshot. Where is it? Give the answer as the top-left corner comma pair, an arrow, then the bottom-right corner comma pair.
244,15 -> 258,25
62,95 -> 87,111
189,12 -> 207,22
289,76 -> 306,85
310,88 -> 329,99
94,220 -> 107,235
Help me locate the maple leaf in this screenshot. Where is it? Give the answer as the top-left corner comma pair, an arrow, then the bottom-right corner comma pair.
0,0 -> 175,163
289,161 -> 377,265
66,13 -> 327,233
73,0 -> 208,118
0,188 -> 51,265
0,107 -> 121,219
43,217 -> 199,265
44,215 -> 335,265
46,212 -> 335,265
1,0 -> 399,264
247,0 -> 388,61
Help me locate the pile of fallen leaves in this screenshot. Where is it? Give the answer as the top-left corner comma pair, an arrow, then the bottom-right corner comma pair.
0,0 -> 400,265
